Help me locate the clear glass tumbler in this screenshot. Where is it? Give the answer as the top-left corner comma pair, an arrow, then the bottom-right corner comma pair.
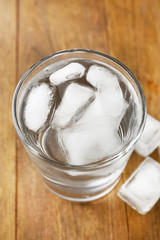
12,49 -> 146,202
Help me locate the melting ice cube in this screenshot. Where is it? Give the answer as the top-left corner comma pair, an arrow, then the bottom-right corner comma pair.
24,83 -> 55,132
86,64 -> 128,118
118,157 -> 160,214
59,117 -> 123,165
49,62 -> 85,85
98,88 -> 128,118
75,94 -> 103,124
86,65 -> 119,91
135,114 -> 160,157
52,83 -> 95,128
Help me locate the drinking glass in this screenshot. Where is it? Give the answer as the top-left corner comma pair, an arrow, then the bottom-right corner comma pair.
12,49 -> 146,202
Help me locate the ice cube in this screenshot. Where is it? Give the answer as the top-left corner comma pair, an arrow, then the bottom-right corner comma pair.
98,88 -> 128,118
75,91 -> 128,133
86,64 -> 128,118
86,65 -> 119,91
135,114 -> 160,157
24,83 -> 55,132
52,83 -> 95,128
72,97 -> 128,149
59,117 -> 123,165
49,62 -> 85,85
118,157 -> 160,215
75,93 -> 102,124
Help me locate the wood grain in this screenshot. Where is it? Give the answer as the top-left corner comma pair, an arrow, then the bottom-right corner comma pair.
18,0 -> 109,76
0,0 -> 16,239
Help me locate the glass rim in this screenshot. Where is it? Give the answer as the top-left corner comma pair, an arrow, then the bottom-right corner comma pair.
12,48 -> 147,170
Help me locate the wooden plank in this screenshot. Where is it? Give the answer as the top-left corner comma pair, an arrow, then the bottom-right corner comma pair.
104,0 -> 160,117
0,0 -> 16,239
18,0 -> 109,76
105,0 -> 160,239
17,0 -> 128,239
103,0 -> 139,75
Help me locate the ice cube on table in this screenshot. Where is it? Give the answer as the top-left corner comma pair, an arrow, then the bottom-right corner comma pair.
86,64 -> 128,118
59,117 -> 123,165
118,157 -> 160,215
52,83 -> 95,128
49,62 -> 85,85
135,114 -> 160,157
24,83 -> 55,132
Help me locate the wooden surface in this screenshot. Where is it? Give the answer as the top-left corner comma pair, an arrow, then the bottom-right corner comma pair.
0,0 -> 160,239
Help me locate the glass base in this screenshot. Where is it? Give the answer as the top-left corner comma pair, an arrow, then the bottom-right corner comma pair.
43,176 -> 121,202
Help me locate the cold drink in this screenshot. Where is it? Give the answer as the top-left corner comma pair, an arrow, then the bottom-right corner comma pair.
12,50 -> 146,201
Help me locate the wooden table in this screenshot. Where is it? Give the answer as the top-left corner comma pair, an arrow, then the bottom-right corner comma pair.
0,0 -> 160,239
